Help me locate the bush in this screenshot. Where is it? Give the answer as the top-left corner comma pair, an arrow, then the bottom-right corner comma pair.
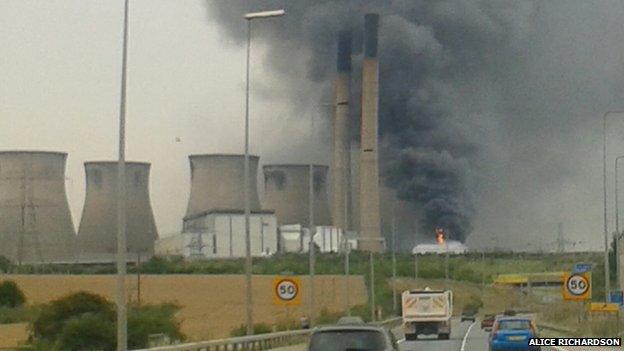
0,280 -> 26,308
128,303 -> 184,349
56,312 -> 116,351
32,291 -> 114,341
0,305 -> 39,324
0,256 -> 13,273
31,292 -> 184,350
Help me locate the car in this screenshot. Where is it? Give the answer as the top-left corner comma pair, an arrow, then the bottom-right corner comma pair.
488,316 -> 540,351
481,314 -> 496,331
461,309 -> 477,322
336,316 -> 366,325
308,324 -> 399,351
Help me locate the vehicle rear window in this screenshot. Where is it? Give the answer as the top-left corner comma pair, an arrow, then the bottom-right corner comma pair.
309,330 -> 387,351
497,320 -> 531,330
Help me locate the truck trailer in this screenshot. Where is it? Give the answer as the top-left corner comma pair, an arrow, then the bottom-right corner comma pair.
401,288 -> 453,340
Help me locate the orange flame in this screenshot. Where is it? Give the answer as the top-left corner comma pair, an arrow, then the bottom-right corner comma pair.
435,228 -> 445,245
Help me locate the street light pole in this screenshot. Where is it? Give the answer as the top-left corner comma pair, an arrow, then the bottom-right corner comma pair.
344,236 -> 351,316
603,111 -> 624,301
243,9 -> 285,336
391,210 -> 397,315
116,0 -> 130,349
243,18 -> 252,337
308,164 -> 316,326
616,155 -> 624,290
370,251 -> 376,321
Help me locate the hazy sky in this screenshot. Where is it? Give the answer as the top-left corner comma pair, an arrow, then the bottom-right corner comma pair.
3,0 -> 624,252
1,0 -> 330,237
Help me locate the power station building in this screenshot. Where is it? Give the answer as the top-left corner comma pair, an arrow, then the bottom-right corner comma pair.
76,161 -> 158,262
0,151 -> 76,264
156,154 -> 278,258
358,13 -> 384,252
263,164 -> 331,227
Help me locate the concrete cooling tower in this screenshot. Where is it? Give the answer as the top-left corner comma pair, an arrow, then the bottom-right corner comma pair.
185,154 -> 261,216
77,162 -> 158,257
263,164 -> 331,226
0,151 -> 76,264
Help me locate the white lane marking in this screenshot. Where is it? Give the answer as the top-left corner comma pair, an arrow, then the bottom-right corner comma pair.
460,321 -> 477,351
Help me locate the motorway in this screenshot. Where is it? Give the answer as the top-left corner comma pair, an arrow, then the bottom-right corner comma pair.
272,318 -> 621,351
396,318 -> 620,351
396,318 -> 485,351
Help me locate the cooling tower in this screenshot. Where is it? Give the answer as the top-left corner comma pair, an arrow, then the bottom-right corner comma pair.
0,151 -> 76,264
359,13 -> 383,252
332,31 -> 352,231
77,162 -> 158,256
263,164 -> 331,226
185,154 -> 261,217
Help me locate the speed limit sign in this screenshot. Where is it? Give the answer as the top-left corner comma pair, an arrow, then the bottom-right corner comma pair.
562,272 -> 591,300
273,277 -> 301,306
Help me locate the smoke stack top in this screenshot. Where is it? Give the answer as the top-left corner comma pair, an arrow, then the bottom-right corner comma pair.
364,13 -> 379,58
337,31 -> 352,72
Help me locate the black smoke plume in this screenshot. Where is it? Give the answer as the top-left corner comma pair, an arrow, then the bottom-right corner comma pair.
205,0 -> 541,242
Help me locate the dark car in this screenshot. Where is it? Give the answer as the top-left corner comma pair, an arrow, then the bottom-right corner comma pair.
489,316 -> 540,351
461,309 -> 477,322
308,325 -> 399,351
481,314 -> 496,331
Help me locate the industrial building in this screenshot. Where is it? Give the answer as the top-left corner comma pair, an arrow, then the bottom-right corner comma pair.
263,164 -> 331,226
171,154 -> 278,258
76,161 -> 158,262
332,31 -> 352,232
186,154 -> 261,217
278,224 -> 309,253
0,151 -> 76,264
176,211 -> 277,258
412,241 -> 468,255
358,13 -> 383,252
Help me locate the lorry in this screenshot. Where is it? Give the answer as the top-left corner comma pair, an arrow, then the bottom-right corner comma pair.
401,288 -> 453,340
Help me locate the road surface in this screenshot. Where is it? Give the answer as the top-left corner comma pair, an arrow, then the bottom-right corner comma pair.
270,318 -> 621,351
398,319 -> 620,351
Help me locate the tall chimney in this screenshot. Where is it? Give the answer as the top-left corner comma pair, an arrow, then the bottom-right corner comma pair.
359,13 -> 383,252
332,31 -> 352,232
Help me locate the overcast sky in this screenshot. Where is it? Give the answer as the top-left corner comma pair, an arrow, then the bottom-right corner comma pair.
4,1 -> 624,252
1,0 -> 332,237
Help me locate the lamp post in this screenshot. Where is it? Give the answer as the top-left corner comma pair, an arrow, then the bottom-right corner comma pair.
116,0 -> 130,349
603,111 -> 624,300
243,9 -> 285,336
308,164 -> 316,327
391,209 -> 397,315
616,155 -> 624,290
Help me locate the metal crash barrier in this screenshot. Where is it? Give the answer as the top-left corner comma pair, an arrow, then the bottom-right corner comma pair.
133,317 -> 402,351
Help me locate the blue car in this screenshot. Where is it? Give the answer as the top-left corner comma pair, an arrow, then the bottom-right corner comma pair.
489,316 -> 540,351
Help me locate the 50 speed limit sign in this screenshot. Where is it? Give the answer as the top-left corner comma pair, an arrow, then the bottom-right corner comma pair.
273,277 -> 301,306
562,272 -> 591,301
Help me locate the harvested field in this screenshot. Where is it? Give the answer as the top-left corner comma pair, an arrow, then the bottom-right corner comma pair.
0,274 -> 367,341
0,323 -> 28,350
